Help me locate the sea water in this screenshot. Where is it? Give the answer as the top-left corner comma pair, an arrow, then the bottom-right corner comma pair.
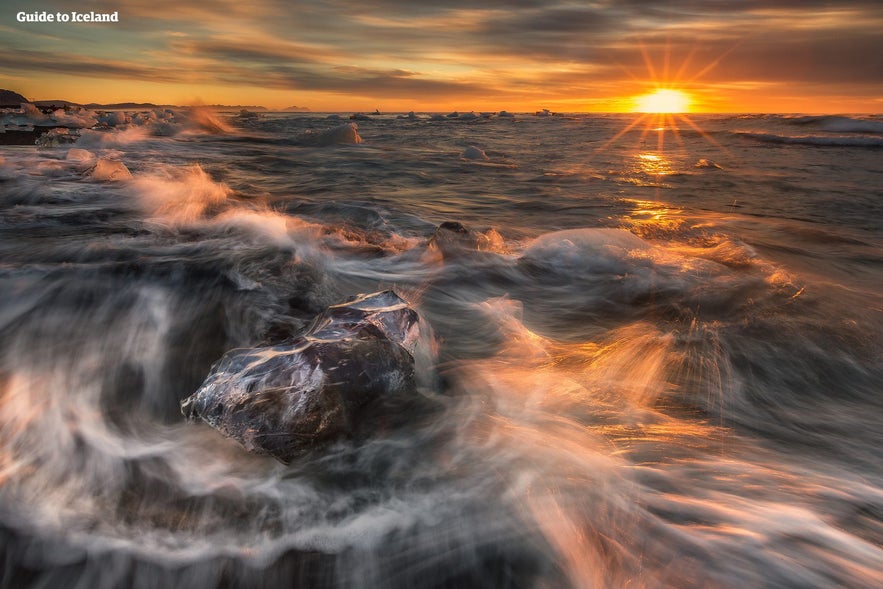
0,110 -> 881,588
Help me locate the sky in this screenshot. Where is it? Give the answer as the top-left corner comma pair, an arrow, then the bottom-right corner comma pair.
2,0 -> 882,112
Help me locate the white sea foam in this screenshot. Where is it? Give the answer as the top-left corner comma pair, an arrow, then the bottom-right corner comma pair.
76,126 -> 152,147
787,115 -> 883,135
66,147 -> 96,163
33,160 -> 68,176
131,163 -> 230,224
210,209 -> 323,249
175,107 -> 233,135
2,111 -> 881,589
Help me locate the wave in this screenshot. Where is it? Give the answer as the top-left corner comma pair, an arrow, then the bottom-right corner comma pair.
1,105 -> 233,150
298,122 -> 364,146
131,163 -> 231,224
178,107 -> 233,135
785,115 -> 883,135
735,131 -> 883,147
3,110 -> 883,588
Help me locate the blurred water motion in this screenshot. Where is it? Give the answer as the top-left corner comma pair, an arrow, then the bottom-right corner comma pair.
0,111 -> 881,588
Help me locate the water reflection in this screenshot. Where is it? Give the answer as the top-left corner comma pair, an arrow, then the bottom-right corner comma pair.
636,153 -> 674,177
613,153 -> 677,188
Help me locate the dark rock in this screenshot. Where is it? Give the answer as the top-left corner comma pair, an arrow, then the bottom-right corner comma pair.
181,291 -> 422,462
0,129 -> 42,145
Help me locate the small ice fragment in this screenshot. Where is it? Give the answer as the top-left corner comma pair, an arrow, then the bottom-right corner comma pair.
86,158 -> 132,181
462,145 -> 489,161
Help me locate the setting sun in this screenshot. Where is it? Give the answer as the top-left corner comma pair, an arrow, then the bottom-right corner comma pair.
635,89 -> 691,113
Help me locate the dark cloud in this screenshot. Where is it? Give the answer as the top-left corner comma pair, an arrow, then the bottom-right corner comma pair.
606,0 -> 883,12
0,48 -> 183,83
713,33 -> 883,85
169,40 -> 336,64
220,63 -> 491,99
592,28 -> 883,87
480,7 -> 618,36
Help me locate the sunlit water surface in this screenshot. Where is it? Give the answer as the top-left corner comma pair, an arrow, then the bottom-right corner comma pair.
1,112 -> 881,588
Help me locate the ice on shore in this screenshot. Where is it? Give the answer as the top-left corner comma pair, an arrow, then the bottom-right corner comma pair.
296,122 -> 364,146
86,158 -> 132,181
0,103 -> 97,129
50,109 -> 98,128
98,111 -> 130,127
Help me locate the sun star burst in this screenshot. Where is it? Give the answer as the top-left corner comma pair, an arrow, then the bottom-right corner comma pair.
635,89 -> 691,114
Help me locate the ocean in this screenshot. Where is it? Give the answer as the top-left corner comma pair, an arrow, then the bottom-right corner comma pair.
1,110 -> 881,588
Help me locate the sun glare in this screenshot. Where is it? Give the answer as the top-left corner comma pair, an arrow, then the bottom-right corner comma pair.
590,44 -> 729,170
635,89 -> 691,113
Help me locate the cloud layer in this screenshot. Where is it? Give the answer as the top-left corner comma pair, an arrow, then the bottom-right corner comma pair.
2,0 -> 881,111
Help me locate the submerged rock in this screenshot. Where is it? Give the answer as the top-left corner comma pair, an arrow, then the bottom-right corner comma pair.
181,291 -> 421,462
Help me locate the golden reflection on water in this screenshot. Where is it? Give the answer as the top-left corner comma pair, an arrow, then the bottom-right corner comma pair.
621,198 -> 687,240
636,153 -> 674,177
457,298 -> 733,459
618,198 -> 789,274
615,152 -> 679,188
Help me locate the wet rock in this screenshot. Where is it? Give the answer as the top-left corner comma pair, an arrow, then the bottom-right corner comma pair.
0,128 -> 43,145
181,290 -> 421,462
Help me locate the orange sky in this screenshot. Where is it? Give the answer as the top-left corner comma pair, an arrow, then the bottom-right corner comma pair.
2,0 -> 882,112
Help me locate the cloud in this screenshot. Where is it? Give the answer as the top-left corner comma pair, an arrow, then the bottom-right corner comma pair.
219,63 -> 490,99
2,0 -> 880,109
169,38 -> 339,64
0,49 -> 185,83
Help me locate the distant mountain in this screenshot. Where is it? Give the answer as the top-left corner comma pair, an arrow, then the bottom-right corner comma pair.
0,89 -> 29,107
80,102 -> 268,111
33,99 -> 83,108
27,97 -> 268,111
284,105 -> 311,112
205,105 -> 268,111
85,102 -> 164,109
3,90 -> 271,111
